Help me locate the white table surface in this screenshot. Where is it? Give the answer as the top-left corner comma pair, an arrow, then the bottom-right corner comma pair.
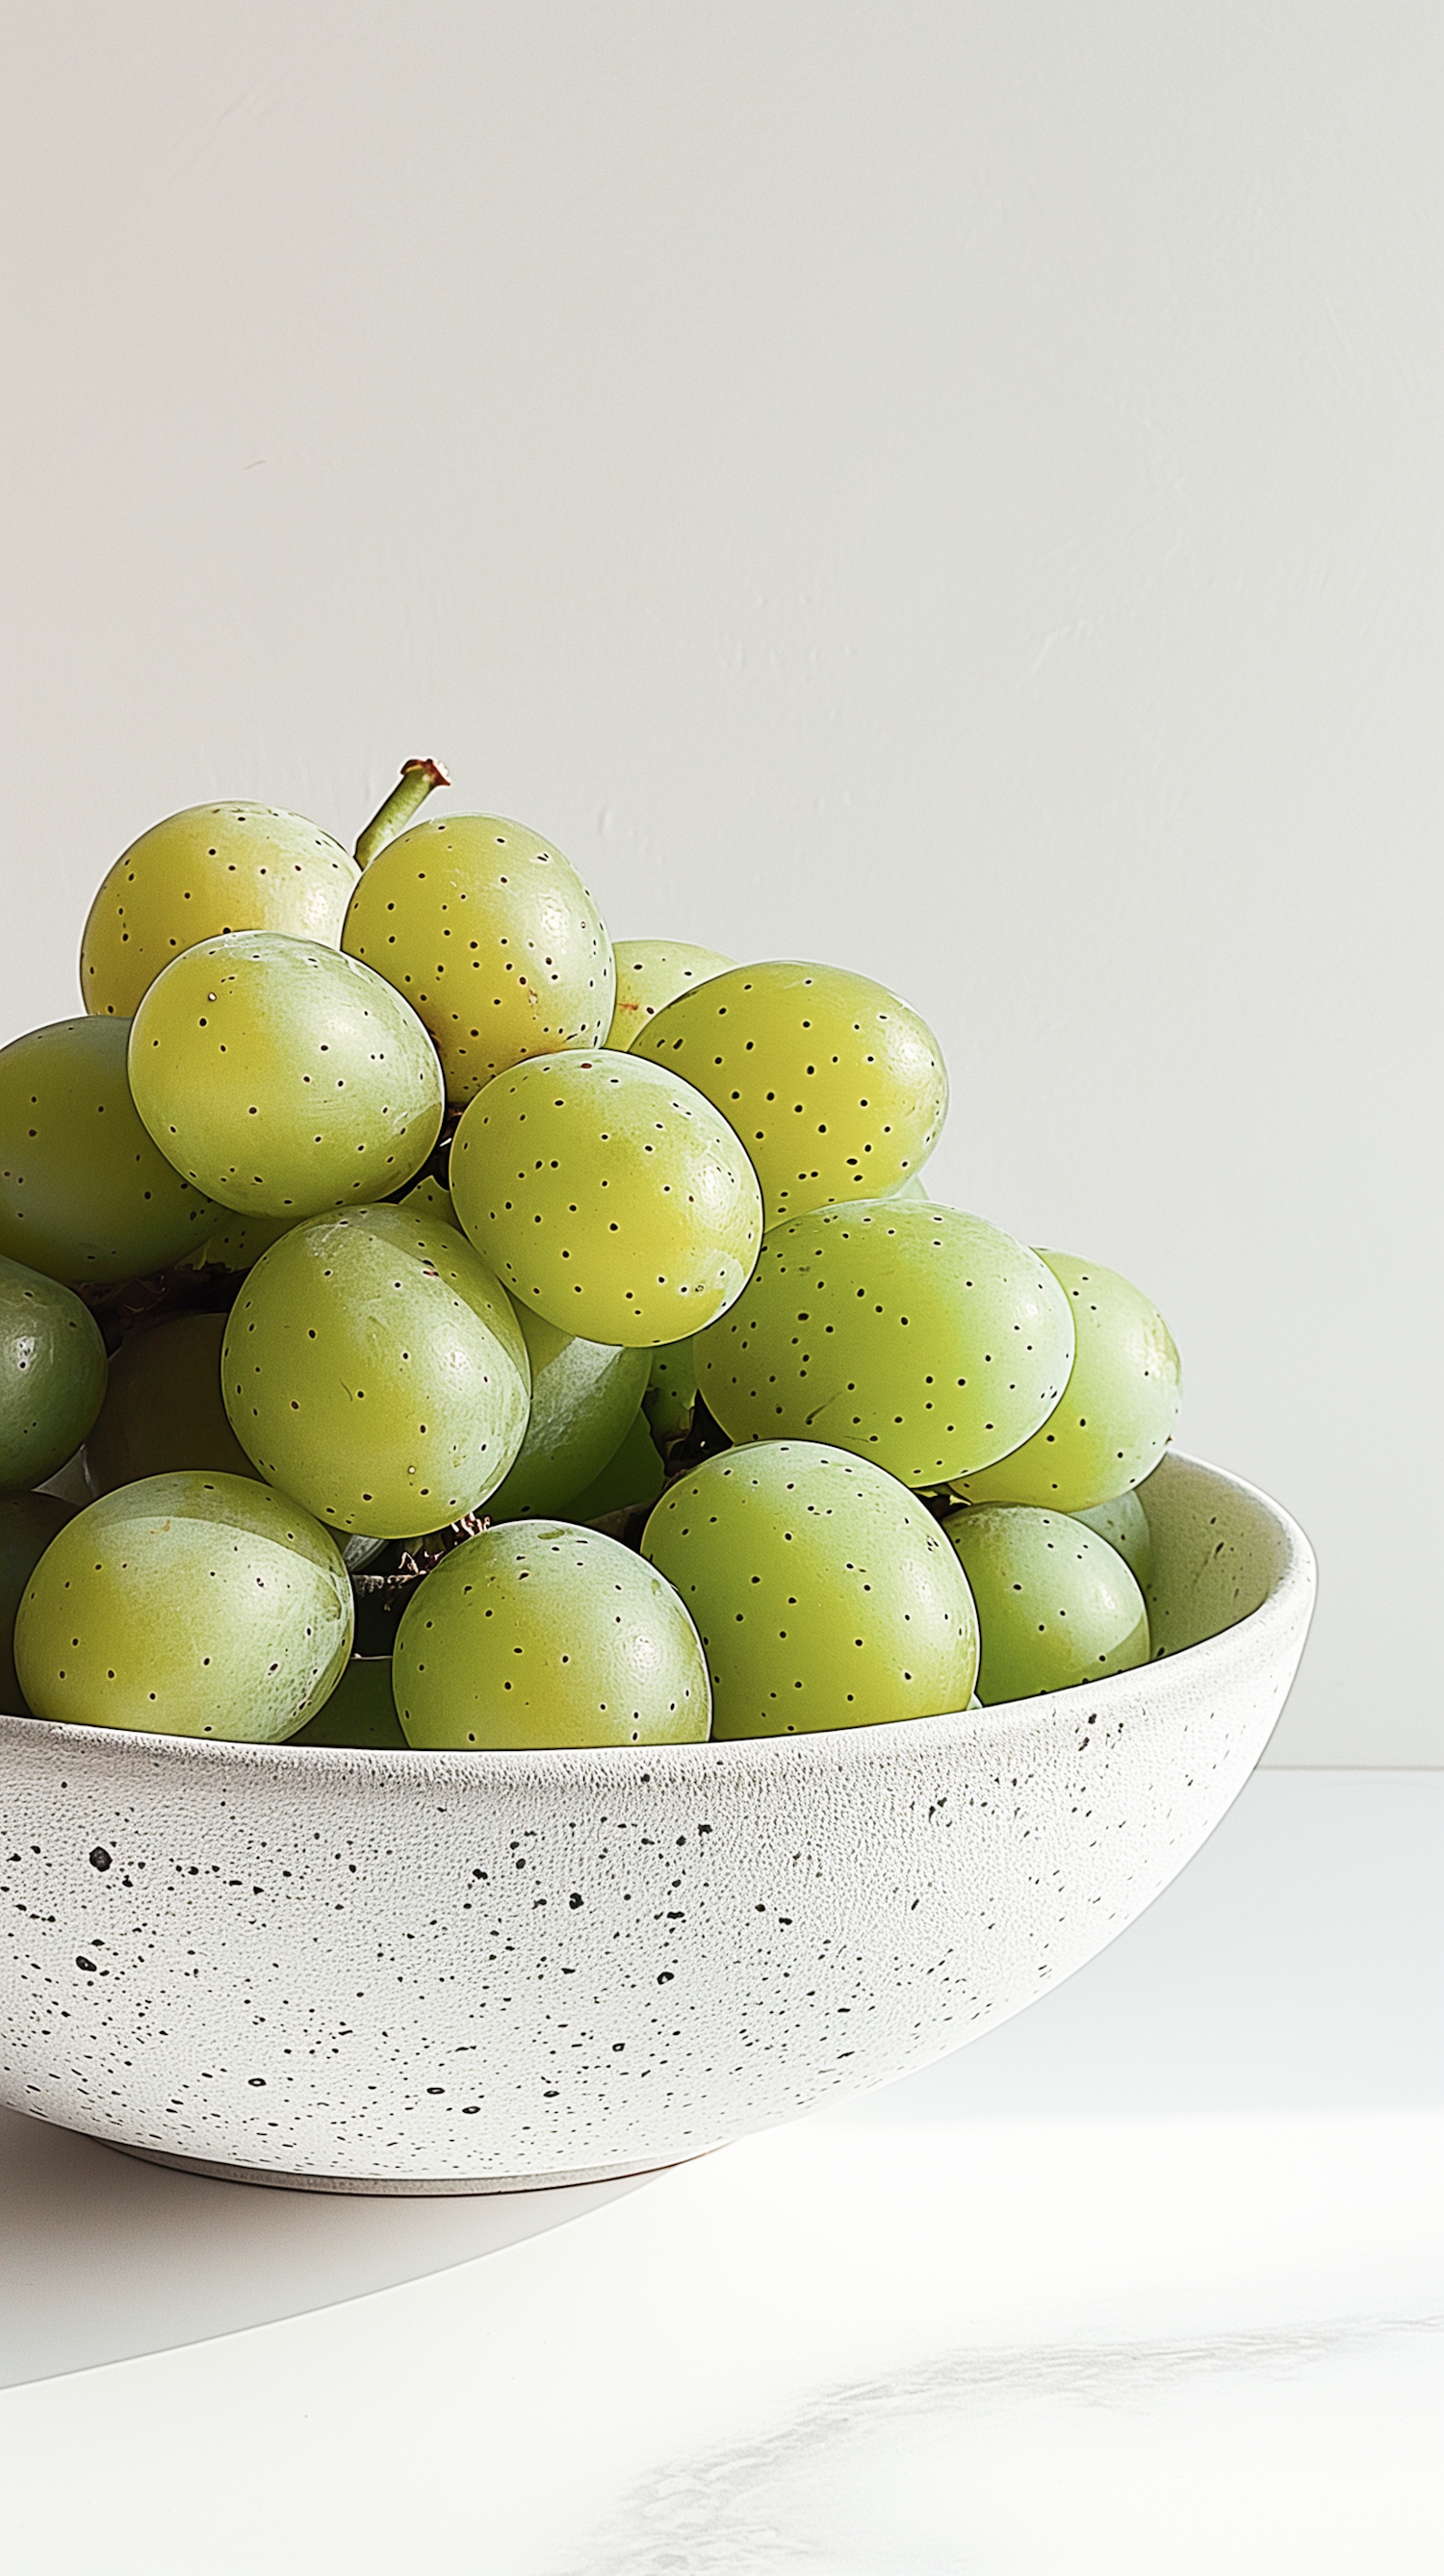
2,1768 -> 1440,2573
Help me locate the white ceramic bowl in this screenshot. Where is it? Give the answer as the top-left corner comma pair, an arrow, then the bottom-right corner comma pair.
0,1451 -> 1313,2193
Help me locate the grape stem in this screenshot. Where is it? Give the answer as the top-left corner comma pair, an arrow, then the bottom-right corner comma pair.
354,757 -> 451,870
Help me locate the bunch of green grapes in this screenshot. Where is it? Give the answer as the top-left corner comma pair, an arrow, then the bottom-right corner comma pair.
1,749 -> 1189,1754
342,814 -> 614,1105
129,932 -> 444,1219
82,803 -> 358,1018
632,960 -> 947,1224
0,1017 -> 218,1281
449,1048 -> 763,1347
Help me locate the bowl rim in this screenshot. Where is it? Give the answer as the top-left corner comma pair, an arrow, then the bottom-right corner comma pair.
0,1450 -> 1315,1790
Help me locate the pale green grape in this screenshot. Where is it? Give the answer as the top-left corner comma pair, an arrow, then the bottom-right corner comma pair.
14,1470 -> 353,1739
83,1312 -> 257,1495
0,1490 -> 76,1712
400,1174 -> 455,1226
82,803 -> 358,1018
563,1406 -> 665,1521
0,1017 -> 218,1281
641,1440 -> 978,1738
290,1656 -> 407,1749
632,960 -> 946,1224
695,1201 -> 1075,1488
941,1502 -> 1148,1703
1072,1487 -> 1153,1590
449,1049 -> 763,1347
484,1305 -> 649,1520
341,814 -> 613,1105
128,933 -> 444,1219
606,940 -> 735,1049
394,1521 -> 709,1749
221,1204 -> 530,1537
0,1255 -> 107,1489
950,1249 -> 1180,1511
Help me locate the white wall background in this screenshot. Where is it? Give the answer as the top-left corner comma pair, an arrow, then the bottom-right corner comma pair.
1,1 -> 1438,1761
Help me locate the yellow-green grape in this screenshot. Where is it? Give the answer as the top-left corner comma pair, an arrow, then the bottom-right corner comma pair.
605,940 -> 735,1050
941,1503 -> 1148,1703
188,1210 -> 297,1274
565,1407 -> 665,1521
695,1201 -> 1075,1489
81,803 -> 359,1019
484,1306 -> 649,1521
83,1312 -> 257,1496
643,1336 -> 697,1448
641,1441 -> 978,1739
221,1205 -> 530,1538
400,1174 -> 455,1226
1072,1487 -> 1152,1590
14,1470 -> 353,1740
291,1657 -> 407,1750
0,1491 -> 76,1712
394,1521 -> 710,1749
632,960 -> 946,1225
341,813 -> 613,1106
129,933 -> 444,1220
450,1050 -> 763,1348
0,1255 -> 107,1489
0,1017 -> 219,1282
949,1250 -> 1181,1512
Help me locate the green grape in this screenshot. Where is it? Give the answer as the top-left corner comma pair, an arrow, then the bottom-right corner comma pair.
1072,1487 -> 1152,1590
941,1502 -> 1148,1703
129,932 -> 444,1219
949,1249 -> 1181,1512
400,1174 -> 455,1226
605,940 -> 735,1049
221,1204 -> 530,1537
641,1440 -> 978,1739
14,1470 -> 353,1740
0,1017 -> 219,1282
81,803 -> 359,1019
632,960 -> 946,1224
83,1312 -> 257,1496
189,1209 -> 297,1274
695,1200 -> 1075,1488
0,1255 -> 108,1489
449,1049 -> 763,1347
290,1656 -> 407,1750
0,1490 -> 76,1712
484,1306 -> 649,1520
643,1336 -> 698,1448
394,1520 -> 709,1749
564,1406 -> 665,1521
341,813 -> 613,1105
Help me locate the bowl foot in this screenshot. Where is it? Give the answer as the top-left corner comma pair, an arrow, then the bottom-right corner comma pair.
111,2141 -> 686,2197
